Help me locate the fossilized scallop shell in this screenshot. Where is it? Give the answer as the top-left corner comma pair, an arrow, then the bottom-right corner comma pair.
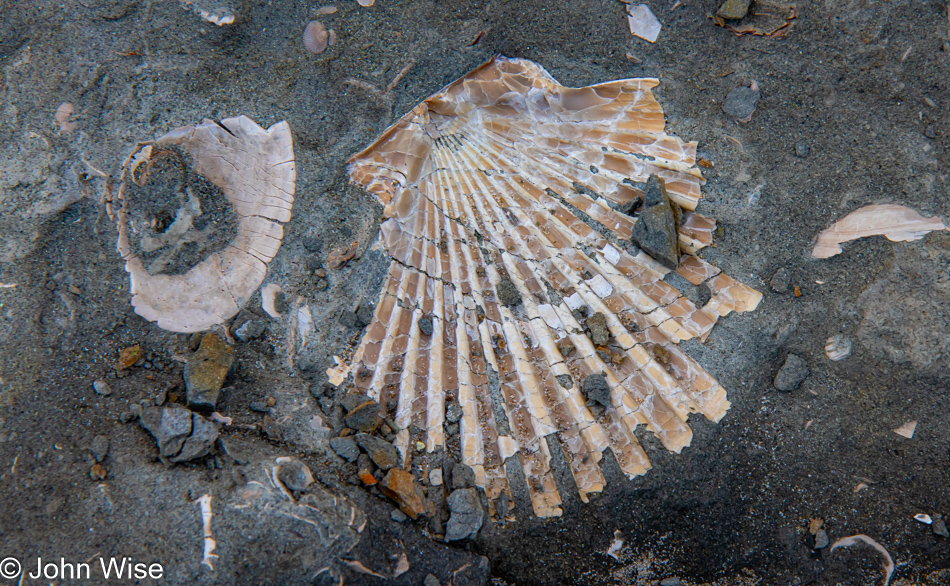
110,116 -> 295,333
343,56 -> 761,518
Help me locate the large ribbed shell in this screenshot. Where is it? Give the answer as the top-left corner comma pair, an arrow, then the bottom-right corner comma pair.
344,57 -> 761,518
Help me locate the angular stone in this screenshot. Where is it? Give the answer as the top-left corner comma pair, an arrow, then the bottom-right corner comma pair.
277,457 -> 314,491
355,433 -> 399,470
341,392 -> 371,413
183,333 -> 234,410
631,176 -> 679,269
330,436 -> 360,462
380,468 -> 428,519
451,463 -> 476,490
496,279 -> 522,306
445,402 -> 463,424
171,413 -> 218,463
774,354 -> 809,391
769,267 -> 790,293
234,319 -> 266,342
445,488 -> 483,541
587,312 -> 610,346
139,404 -> 193,458
581,374 -> 612,408
722,86 -> 760,120
344,399 -> 379,432
357,453 -> 377,485
716,0 -> 751,20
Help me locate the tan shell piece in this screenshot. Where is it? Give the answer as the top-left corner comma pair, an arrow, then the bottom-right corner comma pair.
344,56 -> 761,518
812,204 -> 948,259
110,116 -> 295,333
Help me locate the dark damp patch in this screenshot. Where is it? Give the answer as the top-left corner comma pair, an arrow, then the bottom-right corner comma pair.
125,147 -> 239,276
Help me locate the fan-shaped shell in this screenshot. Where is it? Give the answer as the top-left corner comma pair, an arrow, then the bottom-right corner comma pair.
343,56 -> 761,518
110,116 -> 295,333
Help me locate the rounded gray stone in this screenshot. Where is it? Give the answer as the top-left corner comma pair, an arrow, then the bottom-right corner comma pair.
774,354 -> 809,391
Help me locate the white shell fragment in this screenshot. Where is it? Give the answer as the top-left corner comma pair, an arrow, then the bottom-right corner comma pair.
824,334 -> 852,361
915,513 -> 933,525
261,283 -> 283,319
893,420 -> 917,439
344,56 -> 762,519
194,494 -> 218,570
830,534 -> 895,586
811,204 -> 948,259
627,4 -> 662,43
179,0 -> 236,25
110,116 -> 295,333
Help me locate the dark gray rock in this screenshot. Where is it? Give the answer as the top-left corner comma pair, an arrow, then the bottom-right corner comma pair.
344,398 -> 379,432
814,529 -> 829,549
391,509 -> 409,523
795,142 -> 810,158
277,458 -> 314,491
418,316 -> 433,336
183,333 -> 234,410
445,488 -> 483,541
933,517 -> 949,538
716,0 -> 750,19
587,312 -> 610,346
139,404 -> 218,462
582,374 -> 612,408
234,319 -> 266,342
451,463 -> 476,490
445,422 -> 459,436
445,402 -> 463,424
496,279 -> 522,306
631,176 -> 679,269
341,393 -> 371,413
770,267 -> 790,293
330,436 -> 359,462
171,412 -> 218,463
356,304 -> 374,327
91,435 -> 110,463
355,433 -> 399,470
774,354 -> 809,391
660,579 -> 682,586
722,85 -> 760,120
423,574 -> 441,586
556,374 -> 574,389
249,401 -> 271,413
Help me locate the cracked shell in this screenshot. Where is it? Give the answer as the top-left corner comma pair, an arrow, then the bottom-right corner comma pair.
342,56 -> 761,518
110,116 -> 295,333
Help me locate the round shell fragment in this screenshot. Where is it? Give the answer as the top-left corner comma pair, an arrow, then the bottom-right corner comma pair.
110,116 -> 295,333
303,21 -> 330,54
824,334 -> 852,361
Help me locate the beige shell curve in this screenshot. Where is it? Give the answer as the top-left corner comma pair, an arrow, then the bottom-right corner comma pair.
110,116 -> 295,333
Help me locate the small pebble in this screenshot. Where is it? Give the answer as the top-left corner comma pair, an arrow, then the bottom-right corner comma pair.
924,125 -> 937,139
814,529 -> 829,549
774,354 -> 809,392
93,380 -> 113,396
424,574 -> 441,586
391,509 -> 409,523
89,463 -> 108,481
91,435 -> 110,462
769,267 -> 790,293
795,142 -> 809,158
660,579 -> 682,586
249,401 -> 271,413
933,517 -> 949,538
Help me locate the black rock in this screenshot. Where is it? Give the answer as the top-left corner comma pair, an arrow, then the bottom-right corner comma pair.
774,354 -> 809,391
451,463 -> 476,490
770,267 -> 790,293
722,85 -> 760,120
630,176 -> 680,270
330,436 -> 360,462
581,374 -> 612,408
344,399 -> 380,432
418,316 -> 434,336
496,279 -> 522,306
355,433 -> 399,470
234,319 -> 266,342
356,304 -> 374,327
445,488 -> 483,541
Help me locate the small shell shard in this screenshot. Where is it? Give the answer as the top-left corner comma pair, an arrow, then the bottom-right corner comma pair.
824,334 -> 852,361
627,5 -> 662,43
345,56 -> 760,518
893,420 -> 917,439
812,204 -> 948,259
